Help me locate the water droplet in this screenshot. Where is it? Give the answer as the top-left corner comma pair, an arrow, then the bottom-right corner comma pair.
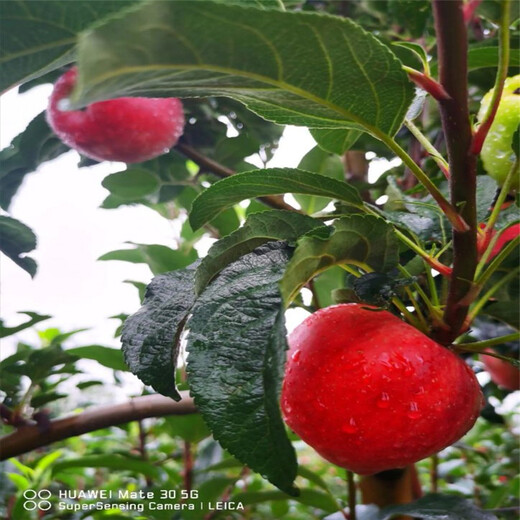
377,392 -> 390,408
342,418 -> 358,434
407,401 -> 421,419
291,349 -> 301,362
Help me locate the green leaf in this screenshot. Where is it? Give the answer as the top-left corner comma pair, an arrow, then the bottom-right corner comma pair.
476,176 -> 498,222
122,263 -> 199,400
388,0 -> 431,37
294,146 -> 345,213
393,42 -> 429,72
190,168 -> 363,230
483,301 -> 520,330
280,215 -> 399,304
187,242 -> 297,495
233,489 -> 338,513
196,210 -> 326,293
102,169 -> 160,200
0,312 -> 51,339
310,128 -> 363,155
0,215 -> 37,277
73,1 -> 413,139
52,454 -> 161,480
163,414 -> 210,443
67,345 -> 128,371
0,112 -> 70,210
99,243 -> 198,275
30,392 -> 67,408
0,1 -> 137,91
378,493 -> 498,520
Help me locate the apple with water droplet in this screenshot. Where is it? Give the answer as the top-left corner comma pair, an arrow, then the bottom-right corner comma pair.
477,74 -> 520,190
47,67 -> 185,163
281,304 -> 483,475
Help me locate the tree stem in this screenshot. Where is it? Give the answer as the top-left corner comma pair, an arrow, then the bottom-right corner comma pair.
0,393 -> 196,460
431,0 -> 478,345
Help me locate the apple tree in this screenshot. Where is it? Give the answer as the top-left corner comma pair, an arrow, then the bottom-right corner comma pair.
1,0 -> 519,519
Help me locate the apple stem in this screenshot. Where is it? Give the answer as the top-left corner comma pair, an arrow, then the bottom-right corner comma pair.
431,0 -> 478,345
470,0 -> 511,155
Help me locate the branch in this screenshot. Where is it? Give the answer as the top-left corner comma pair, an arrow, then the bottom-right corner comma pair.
0,392 -> 196,460
432,0 -> 478,344
175,142 -> 299,213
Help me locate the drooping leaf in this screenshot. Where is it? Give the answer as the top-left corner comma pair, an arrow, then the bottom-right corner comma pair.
483,301 -> 520,330
280,215 -> 399,304
0,112 -> 70,210
0,215 -> 37,277
73,1 -> 414,141
195,210 -> 326,293
67,345 -> 128,371
122,262 -> 199,400
187,242 -> 297,494
189,168 -> 363,230
0,1 -> 137,91
0,312 -> 52,339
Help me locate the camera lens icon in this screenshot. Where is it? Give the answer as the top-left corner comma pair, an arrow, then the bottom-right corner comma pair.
23,489 -> 52,511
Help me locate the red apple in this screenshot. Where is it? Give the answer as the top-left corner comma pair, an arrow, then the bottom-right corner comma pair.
481,349 -> 520,391
47,67 -> 184,163
281,304 -> 483,475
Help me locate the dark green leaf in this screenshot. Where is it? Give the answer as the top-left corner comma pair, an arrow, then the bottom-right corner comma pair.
73,1 -> 414,139
190,168 -> 363,230
102,169 -> 160,200
196,210 -> 326,293
476,176 -> 499,222
187,242 -> 297,494
0,215 -> 37,277
294,146 -> 345,213
0,312 -> 51,339
280,215 -> 400,303
52,454 -> 161,480
378,493 -> 498,520
388,0 -> 431,37
122,263 -> 199,400
1,1 -> 137,91
67,345 -> 128,371
30,392 -> 67,408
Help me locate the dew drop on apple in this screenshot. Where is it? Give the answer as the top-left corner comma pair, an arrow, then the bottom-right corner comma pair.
376,392 -> 390,409
291,349 -> 301,362
407,401 -> 421,419
341,418 -> 358,434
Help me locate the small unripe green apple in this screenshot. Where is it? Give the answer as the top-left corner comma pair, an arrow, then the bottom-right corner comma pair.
281,304 -> 483,475
477,74 -> 520,190
47,67 -> 185,163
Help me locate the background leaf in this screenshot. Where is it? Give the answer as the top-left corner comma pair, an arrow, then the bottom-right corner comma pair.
0,215 -> 38,277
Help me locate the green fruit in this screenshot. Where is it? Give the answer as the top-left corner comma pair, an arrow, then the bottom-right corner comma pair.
478,74 -> 520,190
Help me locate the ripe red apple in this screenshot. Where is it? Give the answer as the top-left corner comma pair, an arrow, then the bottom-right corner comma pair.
281,304 -> 483,475
481,349 -> 520,391
47,67 -> 185,163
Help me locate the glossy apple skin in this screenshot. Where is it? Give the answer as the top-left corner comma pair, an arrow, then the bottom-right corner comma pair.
47,67 -> 185,163
481,350 -> 520,391
281,304 -> 483,475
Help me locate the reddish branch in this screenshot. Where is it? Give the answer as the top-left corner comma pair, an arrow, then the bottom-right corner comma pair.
432,0 -> 478,345
0,393 -> 196,460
